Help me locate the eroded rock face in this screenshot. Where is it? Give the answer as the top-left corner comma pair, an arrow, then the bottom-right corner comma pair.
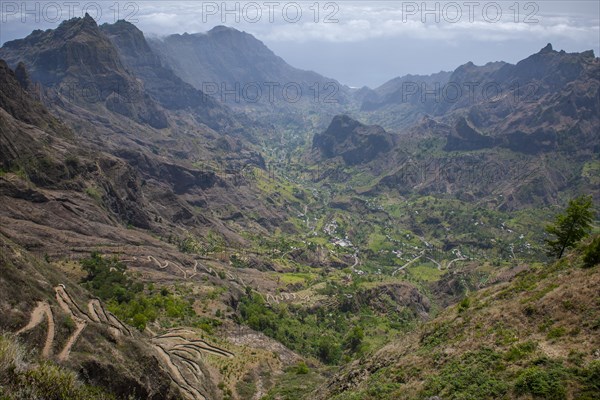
359,283 -> 431,319
313,115 -> 395,165
148,25 -> 352,108
99,20 -> 244,134
0,60 -> 53,128
0,14 -> 168,129
444,117 -> 498,151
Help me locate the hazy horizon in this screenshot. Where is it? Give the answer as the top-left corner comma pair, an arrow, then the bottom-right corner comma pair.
1,1 -> 598,88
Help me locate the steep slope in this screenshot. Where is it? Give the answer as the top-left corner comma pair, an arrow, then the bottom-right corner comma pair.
149,26 -> 351,106
0,235 -> 186,399
99,20 -> 249,135
0,15 -> 286,241
148,26 -> 356,136
315,249 -> 600,400
317,46 -> 600,210
362,44 -> 599,141
0,54 -> 309,400
0,14 -> 168,129
0,62 -> 192,398
312,115 -> 395,165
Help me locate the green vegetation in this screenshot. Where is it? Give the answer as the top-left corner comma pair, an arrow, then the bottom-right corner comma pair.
514,363 -> 567,399
424,348 -> 509,399
236,293 -> 344,364
237,280 -> 416,365
582,234 -> 600,268
81,252 -> 142,304
260,364 -> 328,400
80,253 -> 217,331
545,195 -> 594,259
0,334 -> 113,399
177,235 -> 204,254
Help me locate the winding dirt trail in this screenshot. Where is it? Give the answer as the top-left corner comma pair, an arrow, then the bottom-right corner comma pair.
17,284 -> 135,363
88,299 -> 107,323
392,250 -> 425,276
16,301 -> 55,358
426,256 -> 442,271
155,331 -> 235,359
265,291 -> 310,305
153,343 -> 206,400
447,256 -> 468,269
54,285 -> 88,362
57,316 -> 86,362
151,329 -> 238,400
55,284 -> 89,319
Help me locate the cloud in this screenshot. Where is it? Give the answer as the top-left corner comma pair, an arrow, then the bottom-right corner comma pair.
1,1 -> 597,46
1,1 -> 597,87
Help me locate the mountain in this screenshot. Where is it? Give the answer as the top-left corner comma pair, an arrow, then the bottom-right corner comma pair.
149,26 -> 348,101
360,45 -> 599,136
99,20 -> 249,135
1,13 -> 599,400
0,57 -> 193,398
318,45 -> 600,209
0,29 -> 302,398
148,26 -> 355,127
0,14 -> 169,129
312,115 -> 395,165
361,70 -> 454,111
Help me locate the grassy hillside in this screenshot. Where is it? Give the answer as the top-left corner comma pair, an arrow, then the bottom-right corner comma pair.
304,237 -> 600,400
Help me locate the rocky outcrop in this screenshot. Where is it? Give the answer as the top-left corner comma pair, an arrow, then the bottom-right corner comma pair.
359,283 -> 430,319
313,115 -> 394,165
100,20 -> 242,134
444,117 -> 498,151
0,14 -> 168,129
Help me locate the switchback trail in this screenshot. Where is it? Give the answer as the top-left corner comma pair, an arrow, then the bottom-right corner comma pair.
16,301 -> 55,358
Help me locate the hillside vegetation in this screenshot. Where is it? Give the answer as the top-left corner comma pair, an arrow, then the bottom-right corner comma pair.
311,237 -> 600,400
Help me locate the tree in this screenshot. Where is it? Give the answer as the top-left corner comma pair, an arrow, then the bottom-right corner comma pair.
545,195 -> 594,259
317,336 -> 342,365
344,326 -> 364,353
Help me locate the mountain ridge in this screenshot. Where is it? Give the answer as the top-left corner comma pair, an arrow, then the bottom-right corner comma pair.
1,14 -> 599,400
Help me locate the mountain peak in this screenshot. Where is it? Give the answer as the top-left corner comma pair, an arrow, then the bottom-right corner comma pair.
208,25 -> 240,35
53,13 -> 100,38
82,12 -> 95,23
539,43 -> 553,54
313,115 -> 393,165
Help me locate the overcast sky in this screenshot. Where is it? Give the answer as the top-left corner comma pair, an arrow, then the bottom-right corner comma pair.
1,1 -> 598,87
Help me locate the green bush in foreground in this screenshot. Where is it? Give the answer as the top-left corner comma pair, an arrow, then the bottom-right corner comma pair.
514,364 -> 567,399
0,335 -> 113,400
582,235 -> 600,268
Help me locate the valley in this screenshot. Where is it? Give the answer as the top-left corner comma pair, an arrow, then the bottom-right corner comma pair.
0,11 -> 599,400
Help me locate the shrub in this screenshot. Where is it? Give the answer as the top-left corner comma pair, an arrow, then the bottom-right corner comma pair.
514,365 -> 567,399
292,361 -> 309,375
580,360 -> 600,396
504,341 -> 537,362
0,335 -> 113,399
582,235 -> 600,268
458,296 -> 471,313
343,326 -> 364,353
424,349 -> 508,399
317,336 -> 342,365
546,327 -> 567,340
